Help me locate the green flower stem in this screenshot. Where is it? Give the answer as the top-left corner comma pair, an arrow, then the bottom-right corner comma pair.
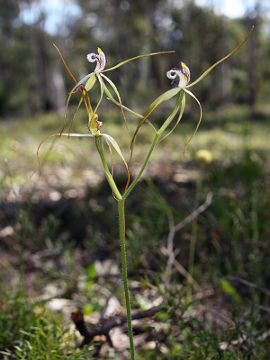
96,135 -> 135,358
123,132 -> 160,199
95,135 -> 122,200
95,92 -> 185,359
118,198 -> 135,360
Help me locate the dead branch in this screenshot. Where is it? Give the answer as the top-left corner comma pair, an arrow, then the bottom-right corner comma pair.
161,246 -> 200,290
162,192 -> 213,288
71,305 -> 165,347
174,192 -> 213,233
224,275 -> 270,298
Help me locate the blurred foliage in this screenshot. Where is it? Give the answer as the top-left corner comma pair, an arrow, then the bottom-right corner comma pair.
0,0 -> 269,117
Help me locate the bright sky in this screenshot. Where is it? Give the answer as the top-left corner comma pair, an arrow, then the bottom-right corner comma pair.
20,0 -> 81,34
20,0 -> 267,34
195,0 -> 257,17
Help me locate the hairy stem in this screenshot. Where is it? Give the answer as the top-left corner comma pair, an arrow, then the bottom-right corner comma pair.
118,198 -> 135,359
96,135 -> 135,357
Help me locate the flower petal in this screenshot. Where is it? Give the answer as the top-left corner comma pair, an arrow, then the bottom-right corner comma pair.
103,51 -> 175,73
85,74 -> 97,91
102,133 -> 131,187
183,88 -> 203,148
161,92 -> 186,141
100,73 -> 128,129
130,87 -> 181,154
187,27 -> 254,88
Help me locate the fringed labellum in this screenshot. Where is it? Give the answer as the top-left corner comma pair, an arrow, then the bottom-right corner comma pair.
87,48 -> 106,72
166,62 -> 190,88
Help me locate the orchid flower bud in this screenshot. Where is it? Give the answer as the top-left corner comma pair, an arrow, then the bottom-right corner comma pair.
86,47 -> 106,72
167,62 -> 190,88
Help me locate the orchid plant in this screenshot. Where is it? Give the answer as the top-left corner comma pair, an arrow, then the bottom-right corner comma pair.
39,29 -> 252,359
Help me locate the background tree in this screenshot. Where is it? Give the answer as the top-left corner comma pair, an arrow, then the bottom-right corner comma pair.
0,0 -> 269,117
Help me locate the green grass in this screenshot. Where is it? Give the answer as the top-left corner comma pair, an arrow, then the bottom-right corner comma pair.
0,290 -> 90,359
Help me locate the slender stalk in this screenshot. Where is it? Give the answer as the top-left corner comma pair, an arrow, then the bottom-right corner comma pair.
118,198 -> 135,359
95,95 -> 184,357
96,135 -> 135,357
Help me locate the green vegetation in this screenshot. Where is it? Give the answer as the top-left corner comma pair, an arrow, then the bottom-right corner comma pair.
0,290 -> 90,359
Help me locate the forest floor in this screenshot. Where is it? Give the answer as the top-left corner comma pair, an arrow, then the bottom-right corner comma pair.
0,105 -> 270,359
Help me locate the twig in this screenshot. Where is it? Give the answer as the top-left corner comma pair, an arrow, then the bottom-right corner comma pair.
257,305 -> 270,314
71,312 -> 92,347
161,246 -> 200,290
191,287 -> 215,301
71,305 -> 165,347
224,275 -> 270,298
174,192 -> 213,233
162,192 -> 213,289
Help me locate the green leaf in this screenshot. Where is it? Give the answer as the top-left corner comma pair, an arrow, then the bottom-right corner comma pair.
187,27 -> 254,88
103,50 -> 175,72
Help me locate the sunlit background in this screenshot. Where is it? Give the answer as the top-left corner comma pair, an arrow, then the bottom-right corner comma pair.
1,0 -> 270,116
